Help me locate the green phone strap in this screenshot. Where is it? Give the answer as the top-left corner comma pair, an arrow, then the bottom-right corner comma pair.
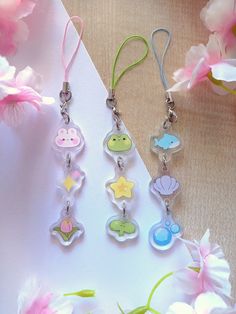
106,35 -> 149,128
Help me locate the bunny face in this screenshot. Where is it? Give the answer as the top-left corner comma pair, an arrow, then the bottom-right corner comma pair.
55,128 -> 81,148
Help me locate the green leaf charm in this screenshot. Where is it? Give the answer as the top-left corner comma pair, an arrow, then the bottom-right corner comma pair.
106,215 -> 139,242
109,220 -> 136,236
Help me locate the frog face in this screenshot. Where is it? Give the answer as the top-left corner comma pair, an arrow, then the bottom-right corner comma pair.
107,133 -> 132,152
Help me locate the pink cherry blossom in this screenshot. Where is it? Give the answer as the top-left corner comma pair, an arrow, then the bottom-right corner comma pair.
0,0 -> 35,56
17,278 -> 73,314
169,34 -> 236,93
166,292 -> 234,314
0,56 -> 54,127
200,0 -> 236,50
175,230 -> 231,300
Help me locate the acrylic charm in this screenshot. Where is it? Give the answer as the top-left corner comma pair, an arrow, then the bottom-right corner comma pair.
106,214 -> 139,242
106,172 -> 135,210
150,174 -> 180,199
151,131 -> 181,161
103,122 -> 135,162
53,119 -> 85,158
149,211 -> 182,251
50,203 -> 84,246
59,163 -> 85,199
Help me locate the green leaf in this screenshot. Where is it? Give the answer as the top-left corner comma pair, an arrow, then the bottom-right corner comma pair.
53,226 -> 79,242
117,303 -> 125,314
109,220 -> 136,236
127,306 -> 148,314
64,289 -> 95,298
189,266 -> 200,273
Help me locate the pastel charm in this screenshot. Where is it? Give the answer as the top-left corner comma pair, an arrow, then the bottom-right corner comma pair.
149,212 -> 182,251
55,128 -> 81,148
61,166 -> 85,195
51,213 -> 84,247
107,133 -> 132,152
110,176 -> 134,199
154,133 -> 180,150
152,175 -> 180,197
106,215 -> 139,242
53,120 -> 85,157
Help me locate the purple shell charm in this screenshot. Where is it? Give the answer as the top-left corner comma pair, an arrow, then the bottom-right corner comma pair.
153,175 -> 180,197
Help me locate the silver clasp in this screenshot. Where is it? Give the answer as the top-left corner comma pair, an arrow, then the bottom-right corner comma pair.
106,89 -> 121,130
60,81 -> 72,124
163,91 -> 177,129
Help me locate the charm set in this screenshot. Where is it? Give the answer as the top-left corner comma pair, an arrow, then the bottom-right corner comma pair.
49,18 -> 184,251
149,98 -> 182,251
50,87 -> 85,246
50,17 -> 85,246
104,92 -> 139,242
148,28 -> 183,251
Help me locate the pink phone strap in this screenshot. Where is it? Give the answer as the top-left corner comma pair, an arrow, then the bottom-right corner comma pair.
61,15 -> 84,82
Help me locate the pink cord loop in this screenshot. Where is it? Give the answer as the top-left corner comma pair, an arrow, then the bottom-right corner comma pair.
61,15 -> 84,82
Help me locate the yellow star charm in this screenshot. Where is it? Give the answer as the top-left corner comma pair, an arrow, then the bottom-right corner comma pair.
110,176 -> 134,199
64,175 -> 77,192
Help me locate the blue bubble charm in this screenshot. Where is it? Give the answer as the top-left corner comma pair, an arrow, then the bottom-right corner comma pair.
149,211 -> 182,251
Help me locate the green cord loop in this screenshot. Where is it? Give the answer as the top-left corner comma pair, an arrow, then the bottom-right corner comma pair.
111,35 -> 149,90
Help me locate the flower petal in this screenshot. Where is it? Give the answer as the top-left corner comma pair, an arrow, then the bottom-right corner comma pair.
1,102 -> 26,127
211,62 -> 236,82
167,80 -> 190,92
189,57 -> 209,88
50,294 -> 74,314
0,83 -> 20,100
0,56 -> 16,80
212,306 -> 236,314
194,292 -> 227,314
185,44 -> 207,67
14,20 -> 29,44
16,66 -> 42,92
200,0 -> 235,32
14,0 -> 36,20
205,255 -> 231,298
174,268 -> 203,296
166,302 -> 195,314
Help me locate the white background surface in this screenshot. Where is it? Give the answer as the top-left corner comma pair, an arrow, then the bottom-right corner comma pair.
0,1 -> 191,312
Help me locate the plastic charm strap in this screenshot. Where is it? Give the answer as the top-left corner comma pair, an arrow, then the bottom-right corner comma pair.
51,16 -> 85,247
104,35 -> 149,243
148,28 -> 183,251
61,16 -> 84,82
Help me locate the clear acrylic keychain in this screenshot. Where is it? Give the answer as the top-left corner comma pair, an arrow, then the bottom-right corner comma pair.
104,35 -> 149,242
149,28 -> 183,251
50,16 -> 85,246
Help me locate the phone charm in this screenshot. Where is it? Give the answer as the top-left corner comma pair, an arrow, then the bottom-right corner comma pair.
104,35 -> 149,242
149,28 -> 183,251
50,16 -> 85,246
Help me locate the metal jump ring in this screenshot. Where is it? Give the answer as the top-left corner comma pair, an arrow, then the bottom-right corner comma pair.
60,90 -> 72,103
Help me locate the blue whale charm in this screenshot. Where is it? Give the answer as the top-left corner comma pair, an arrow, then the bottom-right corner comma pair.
154,133 -> 180,150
